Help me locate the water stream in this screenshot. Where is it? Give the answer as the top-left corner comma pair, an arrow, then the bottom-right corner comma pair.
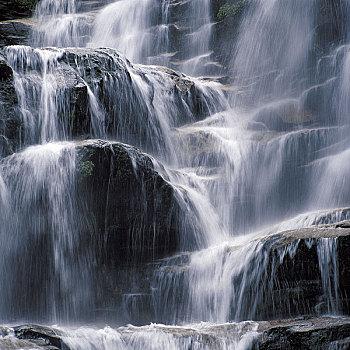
1,0 -> 350,348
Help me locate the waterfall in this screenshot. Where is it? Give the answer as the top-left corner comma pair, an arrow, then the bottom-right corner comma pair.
32,0 -> 214,75
90,0 -> 213,74
231,0 -> 316,103
0,142 -> 93,322
177,0 -> 213,76
2,0 -> 350,348
32,0 -> 86,47
89,0 -> 154,64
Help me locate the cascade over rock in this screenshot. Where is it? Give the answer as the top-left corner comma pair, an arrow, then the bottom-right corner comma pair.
3,317 -> 350,350
1,0 -> 350,348
0,46 -> 227,158
0,139 -> 201,323
75,139 -> 194,265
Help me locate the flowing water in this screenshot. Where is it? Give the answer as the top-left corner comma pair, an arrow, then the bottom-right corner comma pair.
1,0 -> 350,348
31,0 -> 215,75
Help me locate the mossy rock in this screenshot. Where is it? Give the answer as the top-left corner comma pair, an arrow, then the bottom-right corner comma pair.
13,0 -> 38,11
217,1 -> 247,21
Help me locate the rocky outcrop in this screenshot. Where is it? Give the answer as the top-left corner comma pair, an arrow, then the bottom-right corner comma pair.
234,225 -> 350,321
211,0 -> 248,74
75,139 -> 190,265
0,0 -> 37,21
0,139 -> 198,323
255,317 -> 350,350
0,46 -> 226,156
11,325 -> 63,350
0,19 -> 34,47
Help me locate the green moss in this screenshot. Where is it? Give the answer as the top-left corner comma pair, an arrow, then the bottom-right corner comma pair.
79,160 -> 95,177
14,0 -> 38,11
217,1 -> 246,21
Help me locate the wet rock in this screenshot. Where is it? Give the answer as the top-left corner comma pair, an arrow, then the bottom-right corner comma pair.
0,19 -> 34,47
0,49 -> 93,156
241,226 -> 350,321
0,139 -> 197,323
74,140 -> 198,322
300,78 -> 338,126
13,325 -> 63,350
0,55 -> 20,156
0,46 -> 226,156
211,0 -> 248,75
314,0 -> 347,55
255,317 -> 350,350
252,99 -> 314,131
0,0 -> 37,21
3,317 -> 350,349
75,139 -> 191,266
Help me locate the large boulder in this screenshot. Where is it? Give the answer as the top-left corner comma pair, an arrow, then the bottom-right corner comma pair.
233,225 -> 350,321
75,139 -> 190,265
255,317 -> 350,350
149,219 -> 350,325
0,46 -> 227,156
0,139 -> 197,323
0,49 -> 90,156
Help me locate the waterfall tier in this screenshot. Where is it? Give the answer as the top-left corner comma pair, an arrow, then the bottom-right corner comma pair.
1,0 -> 350,349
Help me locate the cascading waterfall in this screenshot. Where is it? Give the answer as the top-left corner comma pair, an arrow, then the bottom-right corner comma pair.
89,0 -> 153,63
31,0 -> 214,75
177,0 -> 213,76
147,0 -> 350,327
32,0 -> 84,47
1,0 -> 350,348
0,142 -> 93,322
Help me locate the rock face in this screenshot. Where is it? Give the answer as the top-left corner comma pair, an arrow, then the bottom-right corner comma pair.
75,140 -> 197,323
0,19 -> 33,47
0,46 -> 226,157
0,55 -> 20,156
232,226 -> 350,321
0,139 -> 197,323
76,139 -> 189,265
255,317 -> 350,350
0,0 -> 37,21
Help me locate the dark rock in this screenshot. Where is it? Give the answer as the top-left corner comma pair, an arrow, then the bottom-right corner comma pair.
0,47 -> 226,156
4,317 -> 350,349
255,317 -> 350,350
0,19 -> 33,47
210,0 -> 249,76
14,324 -> 63,350
0,55 -> 20,156
237,226 -> 350,321
76,139 -> 194,266
335,221 -> 350,229
314,0 -> 347,55
0,0 -> 37,21
73,139 -> 197,323
0,139 -> 197,323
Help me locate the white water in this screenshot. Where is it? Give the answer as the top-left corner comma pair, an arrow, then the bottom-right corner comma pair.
0,142 -> 93,322
0,322 -> 259,350
89,0 -> 153,63
33,0 -> 85,47
1,0 -> 350,348
31,0 -> 214,76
